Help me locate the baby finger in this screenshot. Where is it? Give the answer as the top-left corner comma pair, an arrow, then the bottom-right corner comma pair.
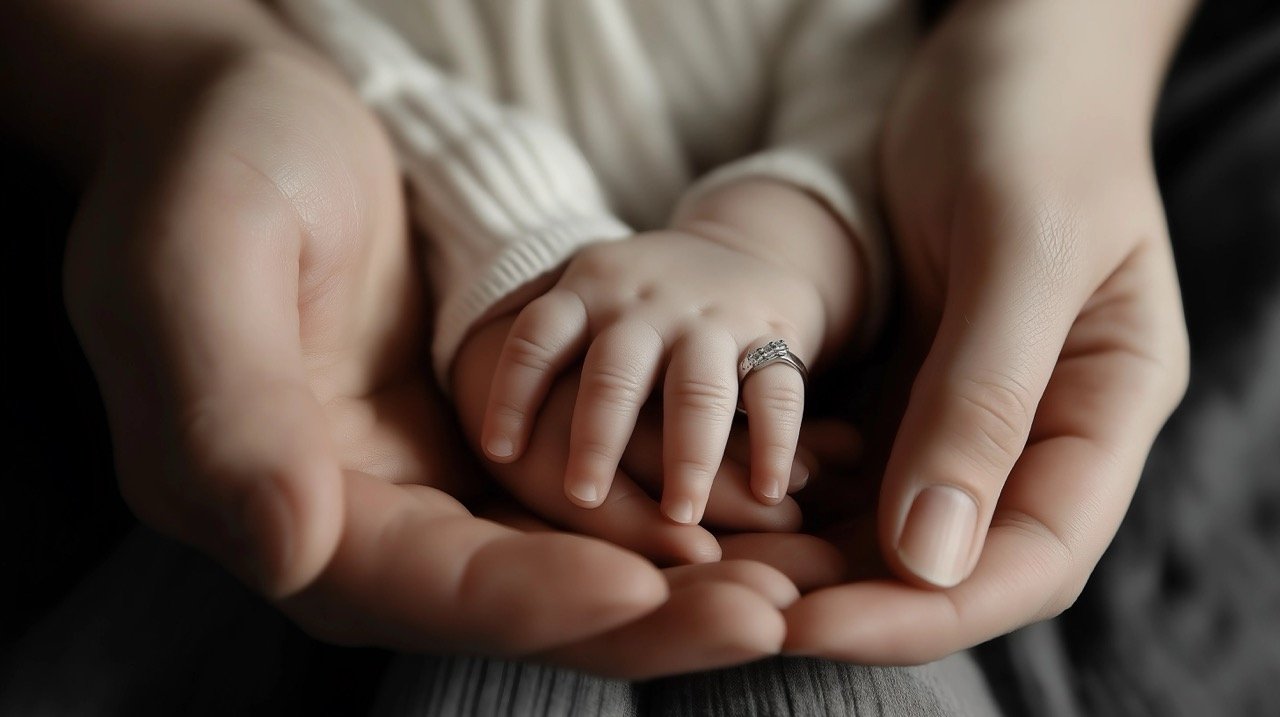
483,291 -> 589,463
739,337 -> 808,505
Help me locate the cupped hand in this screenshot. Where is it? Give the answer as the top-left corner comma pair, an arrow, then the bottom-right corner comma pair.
784,1 -> 1191,663
61,49 -> 829,677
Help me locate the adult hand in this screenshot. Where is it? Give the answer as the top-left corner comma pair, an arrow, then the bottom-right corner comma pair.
61,48 -> 821,677
786,0 -> 1193,663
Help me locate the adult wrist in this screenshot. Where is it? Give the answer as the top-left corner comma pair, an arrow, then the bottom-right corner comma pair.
932,0 -> 1198,126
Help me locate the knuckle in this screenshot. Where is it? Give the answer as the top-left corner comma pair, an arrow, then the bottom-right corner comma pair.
581,365 -> 646,407
668,457 -> 718,484
950,375 -> 1035,466
754,383 -> 804,424
574,438 -> 621,465
568,242 -> 625,281
504,334 -> 555,373
673,376 -> 737,415
488,400 -> 527,424
754,446 -> 796,478
757,441 -> 797,465
990,508 -> 1081,619
765,318 -> 802,337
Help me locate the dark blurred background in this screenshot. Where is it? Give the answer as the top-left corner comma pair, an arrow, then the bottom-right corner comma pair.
3,0 -> 1278,715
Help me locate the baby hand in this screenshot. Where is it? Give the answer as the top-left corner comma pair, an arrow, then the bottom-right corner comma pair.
480,226 -> 826,525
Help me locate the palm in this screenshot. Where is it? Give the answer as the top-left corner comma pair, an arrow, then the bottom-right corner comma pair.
64,54 -> 832,676
66,52 -> 447,550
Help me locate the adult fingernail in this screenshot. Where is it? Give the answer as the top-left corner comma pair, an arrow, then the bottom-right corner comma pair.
487,435 -> 514,460
789,462 -> 810,491
896,485 -> 977,588
568,481 -> 600,506
667,498 -> 695,524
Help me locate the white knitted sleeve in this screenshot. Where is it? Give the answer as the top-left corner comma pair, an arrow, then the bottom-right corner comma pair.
674,0 -> 916,348
276,0 -> 632,386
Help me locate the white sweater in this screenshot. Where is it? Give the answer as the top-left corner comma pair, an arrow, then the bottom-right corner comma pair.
275,0 -> 915,384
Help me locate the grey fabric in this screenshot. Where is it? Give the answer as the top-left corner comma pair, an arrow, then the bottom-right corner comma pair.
372,652 -> 1001,717
644,653 -> 999,717
1049,2 -> 1280,716
0,527 -> 1000,717
372,656 -> 637,717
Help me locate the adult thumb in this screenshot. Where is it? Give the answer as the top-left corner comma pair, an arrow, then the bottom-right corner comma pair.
67,164 -> 345,599
879,210 -> 1093,588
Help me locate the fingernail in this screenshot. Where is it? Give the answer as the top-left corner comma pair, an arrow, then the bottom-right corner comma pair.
789,462 -> 810,491
896,485 -> 978,588
667,498 -> 695,524
568,481 -> 599,506
487,435 -> 514,459
760,481 -> 782,502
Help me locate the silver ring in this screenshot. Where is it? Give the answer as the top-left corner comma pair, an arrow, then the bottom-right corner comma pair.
737,339 -> 808,414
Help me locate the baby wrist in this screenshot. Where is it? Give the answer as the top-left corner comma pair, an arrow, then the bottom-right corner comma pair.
675,158 -> 891,353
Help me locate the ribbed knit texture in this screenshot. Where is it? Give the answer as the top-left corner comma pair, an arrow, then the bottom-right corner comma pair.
369,653 -> 1001,716
276,0 -> 914,385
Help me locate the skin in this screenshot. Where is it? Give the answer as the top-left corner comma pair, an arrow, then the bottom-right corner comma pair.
783,0 -> 1196,663
6,0 -> 1200,676
473,180 -> 865,526
8,0 -> 846,679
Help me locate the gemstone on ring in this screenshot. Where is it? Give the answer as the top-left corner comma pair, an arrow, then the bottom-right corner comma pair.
738,339 -> 794,379
737,339 -> 808,415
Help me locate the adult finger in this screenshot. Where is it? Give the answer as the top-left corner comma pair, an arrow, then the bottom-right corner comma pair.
481,290 -> 589,462
661,329 -> 741,524
281,472 -> 669,656
788,240 -> 1189,662
535,581 -> 786,679
720,533 -> 849,594
564,319 -> 664,507
664,560 -> 800,608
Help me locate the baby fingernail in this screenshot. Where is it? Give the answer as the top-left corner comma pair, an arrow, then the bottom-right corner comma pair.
568,481 -> 599,506
487,435 -> 514,459
896,485 -> 978,588
759,480 -> 782,502
667,498 -> 695,524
